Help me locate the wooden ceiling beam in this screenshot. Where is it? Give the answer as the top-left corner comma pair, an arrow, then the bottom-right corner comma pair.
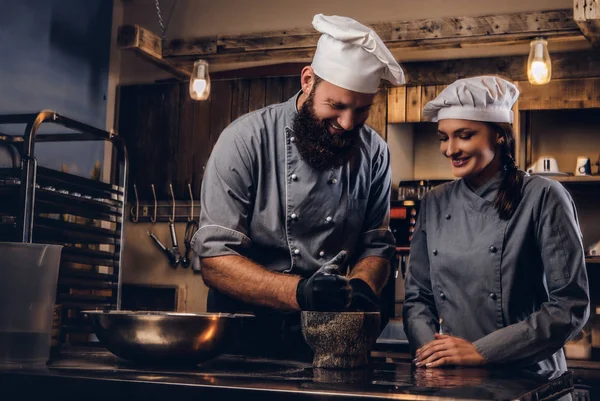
161,9 -> 580,71
574,0 -> 600,47
118,8 -> 589,78
201,49 -> 600,84
117,25 -> 192,80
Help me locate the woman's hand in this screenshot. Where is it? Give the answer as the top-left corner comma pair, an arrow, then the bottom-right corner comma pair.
414,333 -> 486,368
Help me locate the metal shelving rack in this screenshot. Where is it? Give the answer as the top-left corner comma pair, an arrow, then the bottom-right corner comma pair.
0,110 -> 128,345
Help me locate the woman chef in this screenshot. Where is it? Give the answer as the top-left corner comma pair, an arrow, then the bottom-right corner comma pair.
403,76 -> 590,370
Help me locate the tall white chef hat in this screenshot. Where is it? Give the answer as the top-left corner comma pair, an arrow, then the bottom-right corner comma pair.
422,76 -> 520,124
311,14 -> 405,94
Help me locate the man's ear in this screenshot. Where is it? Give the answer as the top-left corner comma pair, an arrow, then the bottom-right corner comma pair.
300,66 -> 315,95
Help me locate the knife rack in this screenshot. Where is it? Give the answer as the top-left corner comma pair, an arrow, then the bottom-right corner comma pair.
0,111 -> 128,346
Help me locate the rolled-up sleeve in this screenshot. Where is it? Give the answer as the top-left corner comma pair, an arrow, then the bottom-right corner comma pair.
402,195 -> 439,354
191,125 -> 255,258
354,141 -> 395,263
473,181 -> 590,364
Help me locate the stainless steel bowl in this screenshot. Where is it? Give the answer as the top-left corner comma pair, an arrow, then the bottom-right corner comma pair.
83,310 -> 252,365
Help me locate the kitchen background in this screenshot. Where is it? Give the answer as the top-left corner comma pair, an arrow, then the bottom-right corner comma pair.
2,0 -> 600,353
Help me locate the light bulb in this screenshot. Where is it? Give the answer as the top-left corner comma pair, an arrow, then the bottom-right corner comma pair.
192,79 -> 207,94
189,60 -> 211,100
527,38 -> 551,85
530,61 -> 549,83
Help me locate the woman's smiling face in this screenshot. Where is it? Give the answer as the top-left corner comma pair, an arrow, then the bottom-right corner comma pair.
437,119 -> 502,182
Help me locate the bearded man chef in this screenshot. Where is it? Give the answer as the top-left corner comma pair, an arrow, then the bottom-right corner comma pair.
191,14 -> 405,359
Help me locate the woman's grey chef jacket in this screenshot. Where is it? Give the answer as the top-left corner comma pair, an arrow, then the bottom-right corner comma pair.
192,93 -> 395,276
403,173 -> 590,370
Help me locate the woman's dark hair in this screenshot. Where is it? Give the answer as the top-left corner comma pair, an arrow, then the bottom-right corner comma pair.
489,122 -> 525,220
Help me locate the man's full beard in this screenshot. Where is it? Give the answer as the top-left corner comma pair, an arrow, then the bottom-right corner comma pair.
292,95 -> 362,171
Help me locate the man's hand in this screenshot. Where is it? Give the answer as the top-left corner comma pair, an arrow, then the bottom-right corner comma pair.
296,251 -> 351,311
414,333 -> 486,368
348,278 -> 380,312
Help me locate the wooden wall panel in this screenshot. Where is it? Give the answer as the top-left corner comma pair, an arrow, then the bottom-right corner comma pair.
518,78 -> 600,110
191,94 -> 211,198
365,88 -> 387,140
208,80 -> 233,152
175,82 -> 196,199
387,86 -> 406,123
117,85 -> 140,201
230,79 -> 250,121
265,77 -> 284,106
420,85 -> 437,111
405,86 -> 422,122
248,79 -> 266,112
282,76 -> 300,100
119,83 -> 181,201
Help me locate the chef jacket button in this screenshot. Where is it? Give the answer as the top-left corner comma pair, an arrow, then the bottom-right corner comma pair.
326,216 -> 333,223
489,245 -> 497,253
432,249 -> 438,256
440,292 -> 445,300
489,292 -> 497,300
290,213 -> 298,220
319,251 -> 325,257
293,248 -> 300,255
329,178 -> 338,184
290,136 -> 296,143
445,214 -> 451,220
291,174 -> 298,181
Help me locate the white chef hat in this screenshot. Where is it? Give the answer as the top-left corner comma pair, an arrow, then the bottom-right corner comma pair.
422,76 -> 520,124
311,14 -> 405,94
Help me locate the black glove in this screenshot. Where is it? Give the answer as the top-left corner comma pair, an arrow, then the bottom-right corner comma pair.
296,251 -> 351,311
348,278 -> 380,312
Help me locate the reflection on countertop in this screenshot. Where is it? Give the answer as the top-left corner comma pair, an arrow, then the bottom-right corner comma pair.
0,347 -> 575,401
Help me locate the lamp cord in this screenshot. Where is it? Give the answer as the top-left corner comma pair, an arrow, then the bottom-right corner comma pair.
154,0 -> 178,40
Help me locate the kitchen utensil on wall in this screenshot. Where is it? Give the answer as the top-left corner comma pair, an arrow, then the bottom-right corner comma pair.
147,184 -> 179,268
148,231 -> 179,266
181,221 -> 197,268
575,157 -> 592,176
168,184 -> 181,266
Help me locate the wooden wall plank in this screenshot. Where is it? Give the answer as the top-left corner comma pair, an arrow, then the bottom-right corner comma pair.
282,76 -> 300,101
248,79 -> 267,112
122,83 -> 181,201
421,85 -> 438,113
435,85 -> 446,97
365,89 -> 388,140
191,96 -> 211,198
158,83 -> 181,201
405,86 -> 422,122
231,79 -> 250,121
117,85 -> 140,201
265,77 -> 284,106
403,51 -> 600,85
387,86 -> 406,123
175,82 -> 196,199
518,78 -> 600,110
208,80 -> 233,152
594,78 -> 600,108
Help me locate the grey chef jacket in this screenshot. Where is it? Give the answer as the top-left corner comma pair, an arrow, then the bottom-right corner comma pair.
403,172 -> 590,370
192,92 -> 395,278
